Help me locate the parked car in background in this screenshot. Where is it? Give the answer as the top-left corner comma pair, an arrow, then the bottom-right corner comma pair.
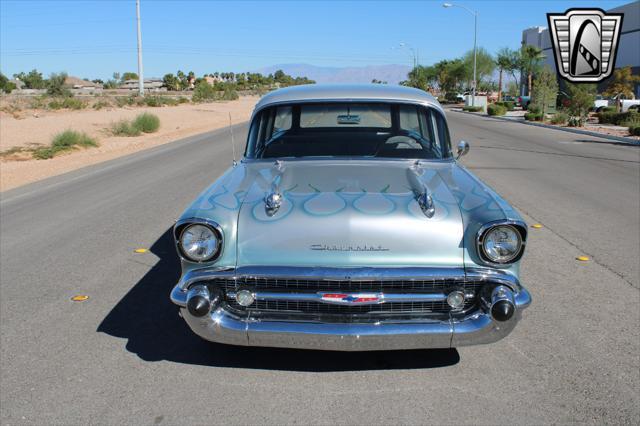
593,95 -> 640,112
594,95 -> 610,112
170,84 -> 532,351
456,92 -> 468,102
620,99 -> 640,112
628,104 -> 640,112
517,95 -> 530,109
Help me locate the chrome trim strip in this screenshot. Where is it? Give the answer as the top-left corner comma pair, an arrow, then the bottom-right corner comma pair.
251,98 -> 445,124
227,291 -> 447,305
234,266 -> 469,281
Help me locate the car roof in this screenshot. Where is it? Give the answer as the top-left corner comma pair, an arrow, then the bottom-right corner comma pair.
254,84 -> 443,113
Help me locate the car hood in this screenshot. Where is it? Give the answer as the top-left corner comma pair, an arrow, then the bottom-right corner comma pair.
236,160 -> 464,267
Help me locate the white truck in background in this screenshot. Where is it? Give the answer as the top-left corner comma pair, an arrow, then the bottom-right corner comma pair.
594,95 -> 640,112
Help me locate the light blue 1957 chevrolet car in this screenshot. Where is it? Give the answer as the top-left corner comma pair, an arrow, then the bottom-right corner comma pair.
170,84 -> 531,351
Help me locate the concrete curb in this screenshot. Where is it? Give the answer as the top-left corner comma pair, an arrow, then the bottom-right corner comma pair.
450,109 -> 640,146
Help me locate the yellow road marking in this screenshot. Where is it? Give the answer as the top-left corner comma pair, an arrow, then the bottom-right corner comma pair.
576,256 -> 590,262
71,295 -> 89,302
134,248 -> 148,253
531,224 -> 543,229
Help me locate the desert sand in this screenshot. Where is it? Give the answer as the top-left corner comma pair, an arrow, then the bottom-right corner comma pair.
0,96 -> 258,192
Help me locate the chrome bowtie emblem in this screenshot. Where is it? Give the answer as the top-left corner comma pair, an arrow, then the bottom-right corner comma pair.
547,8 -> 623,82
319,292 -> 382,305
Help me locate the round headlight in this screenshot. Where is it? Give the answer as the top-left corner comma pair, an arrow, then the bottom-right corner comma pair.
179,224 -> 220,262
481,225 -> 522,264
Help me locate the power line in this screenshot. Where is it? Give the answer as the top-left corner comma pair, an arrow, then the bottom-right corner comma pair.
0,18 -> 134,29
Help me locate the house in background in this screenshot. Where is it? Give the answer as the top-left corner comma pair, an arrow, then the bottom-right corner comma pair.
121,78 -> 165,92
64,76 -> 103,92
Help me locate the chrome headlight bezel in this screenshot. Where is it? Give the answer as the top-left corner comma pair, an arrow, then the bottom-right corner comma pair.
174,218 -> 223,263
476,220 -> 527,266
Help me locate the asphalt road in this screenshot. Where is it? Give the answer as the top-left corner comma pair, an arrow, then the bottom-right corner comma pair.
1,112 -> 638,425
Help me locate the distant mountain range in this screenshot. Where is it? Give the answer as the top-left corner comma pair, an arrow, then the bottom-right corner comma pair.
255,63 -> 412,85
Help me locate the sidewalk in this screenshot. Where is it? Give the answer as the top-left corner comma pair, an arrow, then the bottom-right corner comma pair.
448,107 -> 639,145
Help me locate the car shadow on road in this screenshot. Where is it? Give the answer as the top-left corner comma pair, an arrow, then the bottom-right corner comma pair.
98,227 -> 460,371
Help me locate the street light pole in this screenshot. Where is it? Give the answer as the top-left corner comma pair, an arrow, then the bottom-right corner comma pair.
472,11 -> 477,106
443,3 -> 478,106
136,0 -> 144,97
396,42 -> 417,68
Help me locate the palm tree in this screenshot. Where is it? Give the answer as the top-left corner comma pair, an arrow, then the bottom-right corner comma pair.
495,48 -> 516,101
521,45 -> 545,96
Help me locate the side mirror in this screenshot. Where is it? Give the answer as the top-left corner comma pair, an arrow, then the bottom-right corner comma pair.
456,140 -> 470,160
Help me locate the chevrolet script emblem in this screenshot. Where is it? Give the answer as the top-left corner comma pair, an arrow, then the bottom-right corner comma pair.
547,8 -> 623,82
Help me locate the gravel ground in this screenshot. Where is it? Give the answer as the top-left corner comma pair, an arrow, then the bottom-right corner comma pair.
0,96 -> 258,191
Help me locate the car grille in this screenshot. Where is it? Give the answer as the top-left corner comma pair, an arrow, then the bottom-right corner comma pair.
203,276 -> 487,321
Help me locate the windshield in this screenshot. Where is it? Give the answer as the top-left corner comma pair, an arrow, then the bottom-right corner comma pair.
245,102 -> 452,159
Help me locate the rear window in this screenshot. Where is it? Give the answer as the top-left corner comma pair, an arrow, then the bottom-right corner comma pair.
300,104 -> 392,128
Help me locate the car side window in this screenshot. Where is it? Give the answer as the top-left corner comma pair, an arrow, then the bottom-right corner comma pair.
399,105 -> 421,134
429,111 -> 442,157
246,106 -> 293,158
272,106 -> 292,135
399,105 -> 446,157
432,111 -> 451,157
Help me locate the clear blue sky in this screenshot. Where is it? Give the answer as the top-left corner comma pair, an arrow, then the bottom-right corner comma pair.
0,0 -> 631,80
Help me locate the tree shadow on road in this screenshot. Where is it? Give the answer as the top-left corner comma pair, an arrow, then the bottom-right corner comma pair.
98,227 -> 460,371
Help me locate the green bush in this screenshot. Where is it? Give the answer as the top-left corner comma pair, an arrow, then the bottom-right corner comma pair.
143,96 -> 178,107
628,124 -> 640,136
132,112 -> 160,133
3,81 -> 16,94
177,96 -> 190,104
600,106 -> 616,113
524,112 -> 543,121
47,97 -> 86,110
220,87 -> 239,101
597,111 -> 639,125
550,112 -> 569,125
115,96 -> 137,107
192,82 -> 217,103
527,105 -> 541,114
32,130 -> 97,159
567,117 -> 583,127
462,106 -> 483,112
111,120 -> 141,136
444,92 -> 460,102
487,104 -> 507,116
92,100 -> 111,110
495,101 -> 515,111
110,113 -> 160,136
46,72 -> 71,97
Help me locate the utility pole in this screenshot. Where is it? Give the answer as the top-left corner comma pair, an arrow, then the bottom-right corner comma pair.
136,0 -> 144,96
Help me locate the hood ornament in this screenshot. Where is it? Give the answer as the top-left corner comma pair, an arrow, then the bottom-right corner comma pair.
417,192 -> 435,218
264,160 -> 286,216
264,192 -> 283,216
407,163 -> 436,219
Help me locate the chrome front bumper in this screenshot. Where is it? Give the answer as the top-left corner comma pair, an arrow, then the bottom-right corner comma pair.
170,266 -> 532,351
